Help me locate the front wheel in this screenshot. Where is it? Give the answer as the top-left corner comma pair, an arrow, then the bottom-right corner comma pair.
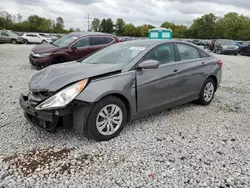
197,78 -> 216,106
11,39 -> 17,44
42,40 -> 47,44
86,96 -> 127,141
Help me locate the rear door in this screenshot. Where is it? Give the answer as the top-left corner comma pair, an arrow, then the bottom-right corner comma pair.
25,34 -> 35,43
174,42 -> 212,99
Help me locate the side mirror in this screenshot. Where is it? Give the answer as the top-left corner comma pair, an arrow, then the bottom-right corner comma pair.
138,60 -> 160,69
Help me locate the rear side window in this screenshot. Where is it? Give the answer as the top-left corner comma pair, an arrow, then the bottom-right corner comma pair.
176,44 -> 200,61
90,37 -> 105,46
73,38 -> 89,48
104,37 -> 114,44
199,50 -> 209,58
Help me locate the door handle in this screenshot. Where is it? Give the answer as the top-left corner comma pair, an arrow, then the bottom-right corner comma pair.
173,69 -> 179,74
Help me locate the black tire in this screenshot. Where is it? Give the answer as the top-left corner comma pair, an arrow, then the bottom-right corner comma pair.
234,53 -> 238,56
86,96 -> 127,141
197,78 -> 216,106
24,39 -> 28,44
11,39 -> 17,44
42,40 -> 47,44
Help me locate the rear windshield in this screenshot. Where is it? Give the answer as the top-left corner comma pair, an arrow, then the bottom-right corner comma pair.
221,40 -> 234,45
52,34 -> 79,47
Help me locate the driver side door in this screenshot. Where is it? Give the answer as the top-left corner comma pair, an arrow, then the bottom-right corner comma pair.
70,37 -> 90,61
0,32 -> 10,43
136,43 -> 185,113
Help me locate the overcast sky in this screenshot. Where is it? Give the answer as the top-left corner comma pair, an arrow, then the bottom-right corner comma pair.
1,0 -> 250,30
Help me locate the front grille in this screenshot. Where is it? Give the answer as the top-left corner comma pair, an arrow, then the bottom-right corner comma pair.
27,91 -> 55,107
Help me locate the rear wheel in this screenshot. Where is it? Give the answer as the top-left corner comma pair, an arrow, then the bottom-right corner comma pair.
42,40 -> 47,44
197,78 -> 216,106
86,96 -> 127,141
11,39 -> 17,44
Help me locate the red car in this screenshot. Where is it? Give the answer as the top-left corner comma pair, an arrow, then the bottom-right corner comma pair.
29,32 -> 120,68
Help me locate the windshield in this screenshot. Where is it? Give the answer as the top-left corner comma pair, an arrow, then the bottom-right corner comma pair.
52,34 -> 78,47
7,31 -> 18,37
82,43 -> 147,65
221,40 -> 234,45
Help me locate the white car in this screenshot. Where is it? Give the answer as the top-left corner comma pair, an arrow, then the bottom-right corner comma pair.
22,33 -> 52,44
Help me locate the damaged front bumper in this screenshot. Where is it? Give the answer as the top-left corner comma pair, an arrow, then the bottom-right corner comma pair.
19,94 -> 91,134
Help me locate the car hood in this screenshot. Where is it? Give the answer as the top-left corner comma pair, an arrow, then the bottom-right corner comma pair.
29,62 -> 124,92
31,43 -> 62,53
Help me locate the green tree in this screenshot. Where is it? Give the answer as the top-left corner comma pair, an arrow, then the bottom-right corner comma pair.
123,23 -> 136,36
75,28 -> 81,32
69,27 -> 75,32
189,13 -> 217,39
115,18 -> 125,35
54,16 -> 65,33
99,19 -> 107,32
17,13 -> 22,23
91,18 -> 101,32
106,18 -> 114,33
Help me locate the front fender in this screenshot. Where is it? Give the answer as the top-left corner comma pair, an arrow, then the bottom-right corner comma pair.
75,71 -> 137,115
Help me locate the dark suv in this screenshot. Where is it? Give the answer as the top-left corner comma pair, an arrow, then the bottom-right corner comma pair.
29,32 -> 120,68
213,39 -> 239,55
241,41 -> 250,56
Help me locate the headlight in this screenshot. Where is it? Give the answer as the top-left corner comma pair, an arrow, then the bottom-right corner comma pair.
35,79 -> 88,110
32,52 -> 52,58
235,46 -> 239,49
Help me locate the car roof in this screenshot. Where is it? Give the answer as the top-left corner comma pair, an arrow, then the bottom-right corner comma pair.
119,39 -> 187,46
68,32 -> 116,37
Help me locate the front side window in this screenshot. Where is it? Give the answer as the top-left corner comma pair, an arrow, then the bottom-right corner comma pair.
1,32 -> 9,36
90,37 -> 105,46
176,44 -> 200,61
143,44 -> 175,64
73,38 -> 89,48
53,34 -> 79,47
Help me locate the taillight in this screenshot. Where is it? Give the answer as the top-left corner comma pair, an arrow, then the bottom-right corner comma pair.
217,60 -> 223,68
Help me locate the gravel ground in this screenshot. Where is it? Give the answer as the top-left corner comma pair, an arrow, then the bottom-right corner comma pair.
0,44 -> 249,188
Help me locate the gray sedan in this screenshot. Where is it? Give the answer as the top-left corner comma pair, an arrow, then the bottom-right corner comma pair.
20,40 -> 222,141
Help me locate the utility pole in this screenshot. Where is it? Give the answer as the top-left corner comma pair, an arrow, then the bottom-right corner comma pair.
84,13 -> 92,31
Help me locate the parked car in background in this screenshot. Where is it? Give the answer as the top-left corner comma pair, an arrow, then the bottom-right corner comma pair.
240,41 -> 250,56
20,40 -> 222,141
29,32 -> 120,69
39,33 -> 58,42
235,41 -> 244,52
22,33 -> 52,44
0,30 -> 24,44
213,39 -> 239,55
